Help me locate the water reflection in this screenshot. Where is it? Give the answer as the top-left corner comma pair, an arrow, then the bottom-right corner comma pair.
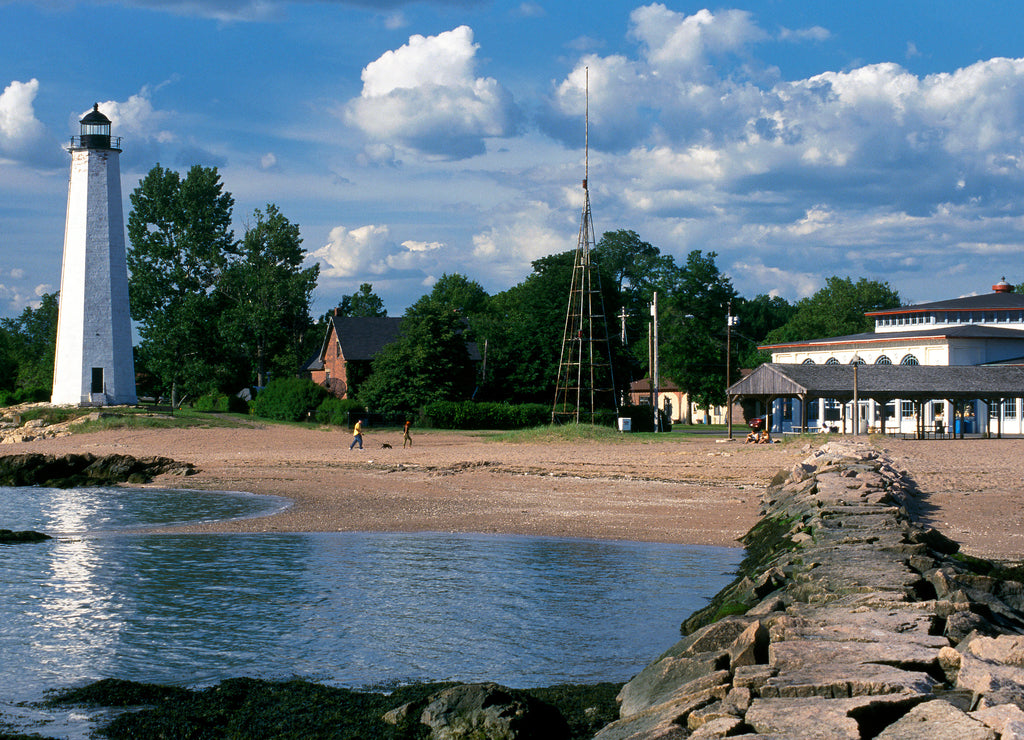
0,487 -> 742,710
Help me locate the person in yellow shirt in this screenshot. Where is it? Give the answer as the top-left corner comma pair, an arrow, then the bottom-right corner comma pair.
349,419 -> 364,450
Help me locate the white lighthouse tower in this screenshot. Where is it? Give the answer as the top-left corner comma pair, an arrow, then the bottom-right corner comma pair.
51,103 -> 137,406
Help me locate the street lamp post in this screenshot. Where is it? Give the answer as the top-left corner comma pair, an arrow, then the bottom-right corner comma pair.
852,354 -> 862,435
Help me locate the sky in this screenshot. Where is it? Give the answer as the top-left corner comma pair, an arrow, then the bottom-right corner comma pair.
3,0 -> 1024,320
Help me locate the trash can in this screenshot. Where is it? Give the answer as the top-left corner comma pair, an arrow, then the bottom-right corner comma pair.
617,417 -> 632,433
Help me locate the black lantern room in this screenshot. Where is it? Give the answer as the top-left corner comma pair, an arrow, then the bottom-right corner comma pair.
75,103 -> 119,150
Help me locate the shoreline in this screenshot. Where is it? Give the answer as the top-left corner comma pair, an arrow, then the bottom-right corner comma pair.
5,425 -> 1024,560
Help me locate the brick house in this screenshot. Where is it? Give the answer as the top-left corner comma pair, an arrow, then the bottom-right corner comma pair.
305,314 -> 404,399
305,311 -> 482,399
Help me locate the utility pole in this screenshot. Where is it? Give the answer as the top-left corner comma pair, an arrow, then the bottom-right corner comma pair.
652,292 -> 661,433
726,300 -> 735,438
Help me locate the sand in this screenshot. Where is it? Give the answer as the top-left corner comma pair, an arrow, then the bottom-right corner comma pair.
10,423 -> 1024,561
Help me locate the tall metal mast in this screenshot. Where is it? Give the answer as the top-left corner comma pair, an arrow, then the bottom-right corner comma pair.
552,69 -> 618,424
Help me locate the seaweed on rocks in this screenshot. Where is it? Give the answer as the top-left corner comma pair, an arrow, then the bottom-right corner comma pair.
44,677 -> 621,740
0,453 -> 195,488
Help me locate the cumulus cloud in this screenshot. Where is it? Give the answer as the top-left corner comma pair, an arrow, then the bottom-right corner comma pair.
344,25 -> 520,159
0,79 -> 47,158
309,224 -> 450,281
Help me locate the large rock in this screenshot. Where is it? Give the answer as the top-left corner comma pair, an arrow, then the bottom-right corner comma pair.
415,683 -> 568,740
875,699 -> 995,740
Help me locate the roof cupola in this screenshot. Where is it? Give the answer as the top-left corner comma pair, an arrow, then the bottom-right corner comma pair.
993,277 -> 1014,293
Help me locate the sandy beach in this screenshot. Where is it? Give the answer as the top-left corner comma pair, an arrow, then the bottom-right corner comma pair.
10,423 -> 1024,561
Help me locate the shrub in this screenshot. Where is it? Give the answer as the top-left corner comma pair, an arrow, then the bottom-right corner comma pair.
315,397 -> 366,426
423,401 -> 550,430
193,392 -> 249,414
251,378 -> 329,422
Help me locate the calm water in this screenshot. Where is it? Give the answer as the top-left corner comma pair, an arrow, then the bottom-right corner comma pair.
0,485 -> 741,737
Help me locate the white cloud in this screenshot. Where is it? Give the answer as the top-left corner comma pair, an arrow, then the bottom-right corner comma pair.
628,6 -> 766,76
0,79 -> 45,154
87,90 -> 171,142
344,25 -> 520,159
309,224 -> 396,278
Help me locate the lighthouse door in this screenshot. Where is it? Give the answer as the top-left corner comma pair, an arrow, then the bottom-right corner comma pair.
91,367 -> 104,395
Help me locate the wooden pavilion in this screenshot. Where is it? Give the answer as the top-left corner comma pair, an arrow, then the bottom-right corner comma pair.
726,364 -> 1024,439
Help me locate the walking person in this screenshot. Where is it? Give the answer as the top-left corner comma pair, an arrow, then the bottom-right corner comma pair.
349,418 -> 364,450
403,419 -> 413,448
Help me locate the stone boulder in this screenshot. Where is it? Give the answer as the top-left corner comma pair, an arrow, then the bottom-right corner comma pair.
391,682 -> 568,740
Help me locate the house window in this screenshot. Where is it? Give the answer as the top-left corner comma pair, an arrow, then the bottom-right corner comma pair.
824,399 -> 841,421
825,358 -> 840,365
991,402 -> 1000,420
900,354 -> 919,366
884,401 -> 896,418
781,399 -> 792,420
901,401 -> 915,418
875,356 -> 892,365
1005,398 -> 1018,419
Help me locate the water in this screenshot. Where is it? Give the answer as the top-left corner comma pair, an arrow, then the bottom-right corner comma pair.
0,485 -> 742,737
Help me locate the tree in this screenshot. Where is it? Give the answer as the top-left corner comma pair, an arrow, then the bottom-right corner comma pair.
219,204 -> 319,387
413,273 -> 489,317
0,292 -> 58,399
358,301 -> 476,413
333,283 -> 387,318
127,164 -> 237,399
732,294 -> 797,367
659,251 -> 737,410
594,230 -> 683,390
764,277 -> 901,345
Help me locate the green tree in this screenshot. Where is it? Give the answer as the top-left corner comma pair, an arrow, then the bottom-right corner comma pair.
333,283 -> 387,318
219,204 -> 319,387
764,277 -> 901,344
0,292 -> 59,398
127,164 -> 237,399
660,251 -> 737,410
594,230 -> 683,388
358,301 -> 476,413
732,294 -> 797,367
415,273 -> 489,317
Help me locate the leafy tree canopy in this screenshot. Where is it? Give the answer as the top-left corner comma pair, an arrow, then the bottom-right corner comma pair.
764,277 -> 901,345
659,250 -> 737,409
332,283 -> 387,319
0,292 -> 58,397
219,204 -> 319,387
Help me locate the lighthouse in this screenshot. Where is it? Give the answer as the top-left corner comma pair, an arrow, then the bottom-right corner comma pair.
51,103 -> 137,406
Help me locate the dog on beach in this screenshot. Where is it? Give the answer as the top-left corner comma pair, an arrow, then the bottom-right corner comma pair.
380,442 -> 392,449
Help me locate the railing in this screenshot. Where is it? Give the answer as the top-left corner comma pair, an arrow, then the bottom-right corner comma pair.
68,135 -> 122,149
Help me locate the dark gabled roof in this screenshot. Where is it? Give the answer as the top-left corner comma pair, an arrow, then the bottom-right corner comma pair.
866,290 -> 1024,315
332,316 -> 404,360
761,324 -> 1024,351
729,363 -> 1024,401
304,315 -> 483,370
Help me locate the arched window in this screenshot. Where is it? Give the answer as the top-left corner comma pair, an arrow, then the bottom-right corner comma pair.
825,358 -> 840,365
802,358 -> 815,364
900,354 -> 919,366
875,356 -> 892,365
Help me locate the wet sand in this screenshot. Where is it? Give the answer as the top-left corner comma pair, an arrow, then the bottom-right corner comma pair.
11,425 -> 1024,560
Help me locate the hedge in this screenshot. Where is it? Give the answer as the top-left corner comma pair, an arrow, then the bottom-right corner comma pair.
423,401 -> 551,430
251,378 -> 330,422
316,397 -> 366,426
193,392 -> 250,414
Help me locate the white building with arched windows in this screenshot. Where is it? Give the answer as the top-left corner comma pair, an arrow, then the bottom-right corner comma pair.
760,279 -> 1024,435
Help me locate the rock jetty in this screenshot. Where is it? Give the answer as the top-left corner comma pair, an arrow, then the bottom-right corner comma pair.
595,440 -> 1024,739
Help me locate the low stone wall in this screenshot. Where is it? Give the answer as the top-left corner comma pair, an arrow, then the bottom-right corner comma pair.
595,440 -> 1024,739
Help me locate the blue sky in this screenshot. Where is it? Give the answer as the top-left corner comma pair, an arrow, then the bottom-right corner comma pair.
3,0 -> 1024,319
